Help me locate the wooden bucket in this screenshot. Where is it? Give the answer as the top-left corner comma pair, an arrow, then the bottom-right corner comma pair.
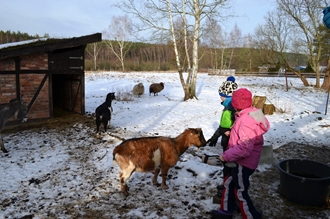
263,103 -> 275,115
252,96 -> 266,109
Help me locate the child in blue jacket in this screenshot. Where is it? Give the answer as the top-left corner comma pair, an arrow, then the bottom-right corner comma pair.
207,76 -> 238,150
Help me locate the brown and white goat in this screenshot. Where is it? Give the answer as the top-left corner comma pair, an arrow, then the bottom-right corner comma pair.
112,128 -> 206,195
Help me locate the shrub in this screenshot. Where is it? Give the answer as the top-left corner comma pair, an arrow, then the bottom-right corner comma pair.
115,86 -> 134,101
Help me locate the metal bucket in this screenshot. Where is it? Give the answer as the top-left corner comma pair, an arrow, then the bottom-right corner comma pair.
277,159 -> 330,206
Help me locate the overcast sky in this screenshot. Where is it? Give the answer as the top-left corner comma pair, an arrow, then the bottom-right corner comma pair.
0,0 -> 273,39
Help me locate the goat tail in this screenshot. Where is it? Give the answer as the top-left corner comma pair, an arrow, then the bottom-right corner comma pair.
95,113 -> 101,119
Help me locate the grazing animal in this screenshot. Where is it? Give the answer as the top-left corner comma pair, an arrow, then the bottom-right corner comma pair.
132,82 -> 145,97
149,82 -> 164,96
112,128 -> 206,195
0,97 -> 28,153
95,92 -> 116,132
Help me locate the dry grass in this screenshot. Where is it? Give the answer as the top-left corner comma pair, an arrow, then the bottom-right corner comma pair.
115,86 -> 135,101
273,96 -> 293,114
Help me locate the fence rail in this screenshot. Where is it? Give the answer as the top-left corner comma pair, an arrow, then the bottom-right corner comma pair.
233,72 -> 324,78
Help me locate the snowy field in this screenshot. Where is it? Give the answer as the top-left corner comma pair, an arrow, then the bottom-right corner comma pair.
0,72 -> 329,219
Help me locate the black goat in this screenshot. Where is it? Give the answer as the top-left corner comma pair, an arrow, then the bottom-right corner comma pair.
95,92 -> 116,132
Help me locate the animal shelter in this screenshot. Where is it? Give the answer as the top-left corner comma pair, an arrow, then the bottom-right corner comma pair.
0,33 -> 101,125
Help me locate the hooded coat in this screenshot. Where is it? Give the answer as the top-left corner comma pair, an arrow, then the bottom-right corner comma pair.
222,107 -> 270,169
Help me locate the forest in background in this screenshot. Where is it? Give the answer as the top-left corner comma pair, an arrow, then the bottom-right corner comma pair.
0,30 -> 312,73
0,30 -> 50,44
85,41 -> 313,73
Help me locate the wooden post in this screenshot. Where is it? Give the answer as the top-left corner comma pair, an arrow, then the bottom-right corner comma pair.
285,65 -> 288,92
326,85 -> 330,115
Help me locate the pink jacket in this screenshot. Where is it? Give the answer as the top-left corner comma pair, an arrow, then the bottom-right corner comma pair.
222,107 -> 270,170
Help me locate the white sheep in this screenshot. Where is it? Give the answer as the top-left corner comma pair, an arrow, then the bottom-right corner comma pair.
132,82 -> 145,97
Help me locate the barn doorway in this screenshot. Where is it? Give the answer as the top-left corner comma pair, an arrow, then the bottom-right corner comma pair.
52,74 -> 84,117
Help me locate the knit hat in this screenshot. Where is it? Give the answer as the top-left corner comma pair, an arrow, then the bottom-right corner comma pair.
218,81 -> 238,98
231,88 -> 252,110
226,76 -> 235,82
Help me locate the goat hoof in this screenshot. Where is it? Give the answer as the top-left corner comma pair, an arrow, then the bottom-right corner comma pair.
153,181 -> 160,186
161,185 -> 169,190
121,184 -> 129,195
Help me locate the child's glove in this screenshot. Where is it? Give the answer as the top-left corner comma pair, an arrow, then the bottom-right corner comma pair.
207,127 -> 221,146
225,162 -> 237,168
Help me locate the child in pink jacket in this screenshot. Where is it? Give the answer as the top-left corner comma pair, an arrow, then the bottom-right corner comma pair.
210,88 -> 270,219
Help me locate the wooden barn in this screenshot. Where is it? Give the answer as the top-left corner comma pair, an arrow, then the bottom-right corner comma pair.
0,33 -> 102,124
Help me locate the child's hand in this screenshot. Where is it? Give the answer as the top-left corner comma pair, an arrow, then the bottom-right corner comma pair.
219,155 -> 225,162
224,131 -> 230,136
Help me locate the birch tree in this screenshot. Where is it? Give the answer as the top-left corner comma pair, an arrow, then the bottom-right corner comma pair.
86,42 -> 103,71
115,0 -> 230,101
103,15 -> 133,72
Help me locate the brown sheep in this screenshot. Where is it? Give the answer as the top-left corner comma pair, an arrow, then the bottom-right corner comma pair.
112,128 -> 206,195
149,82 -> 164,96
132,82 -> 145,97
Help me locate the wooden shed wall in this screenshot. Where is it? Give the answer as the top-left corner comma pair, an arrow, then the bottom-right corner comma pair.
0,49 -> 86,121
0,33 -> 101,124
0,53 -> 50,120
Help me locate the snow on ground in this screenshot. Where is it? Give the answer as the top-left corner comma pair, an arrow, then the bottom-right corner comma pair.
0,72 -> 329,219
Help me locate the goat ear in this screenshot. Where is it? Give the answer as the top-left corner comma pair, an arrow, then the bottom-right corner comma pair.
194,128 -> 201,134
188,128 -> 197,134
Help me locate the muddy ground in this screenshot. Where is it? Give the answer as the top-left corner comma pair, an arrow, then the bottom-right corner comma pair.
1,113 -> 330,219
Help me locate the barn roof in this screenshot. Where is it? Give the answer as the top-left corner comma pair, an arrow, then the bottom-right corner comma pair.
0,33 -> 102,59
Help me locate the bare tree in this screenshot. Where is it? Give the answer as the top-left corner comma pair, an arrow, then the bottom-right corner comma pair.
202,18 -> 222,70
255,8 -> 310,86
275,0 -> 329,88
241,34 -> 257,72
115,0 -> 230,101
103,15 -> 134,72
227,24 -> 243,69
86,42 -> 103,71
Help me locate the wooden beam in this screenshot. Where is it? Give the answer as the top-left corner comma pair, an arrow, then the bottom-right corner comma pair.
0,69 -> 84,75
14,57 -> 21,99
27,74 -> 49,113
